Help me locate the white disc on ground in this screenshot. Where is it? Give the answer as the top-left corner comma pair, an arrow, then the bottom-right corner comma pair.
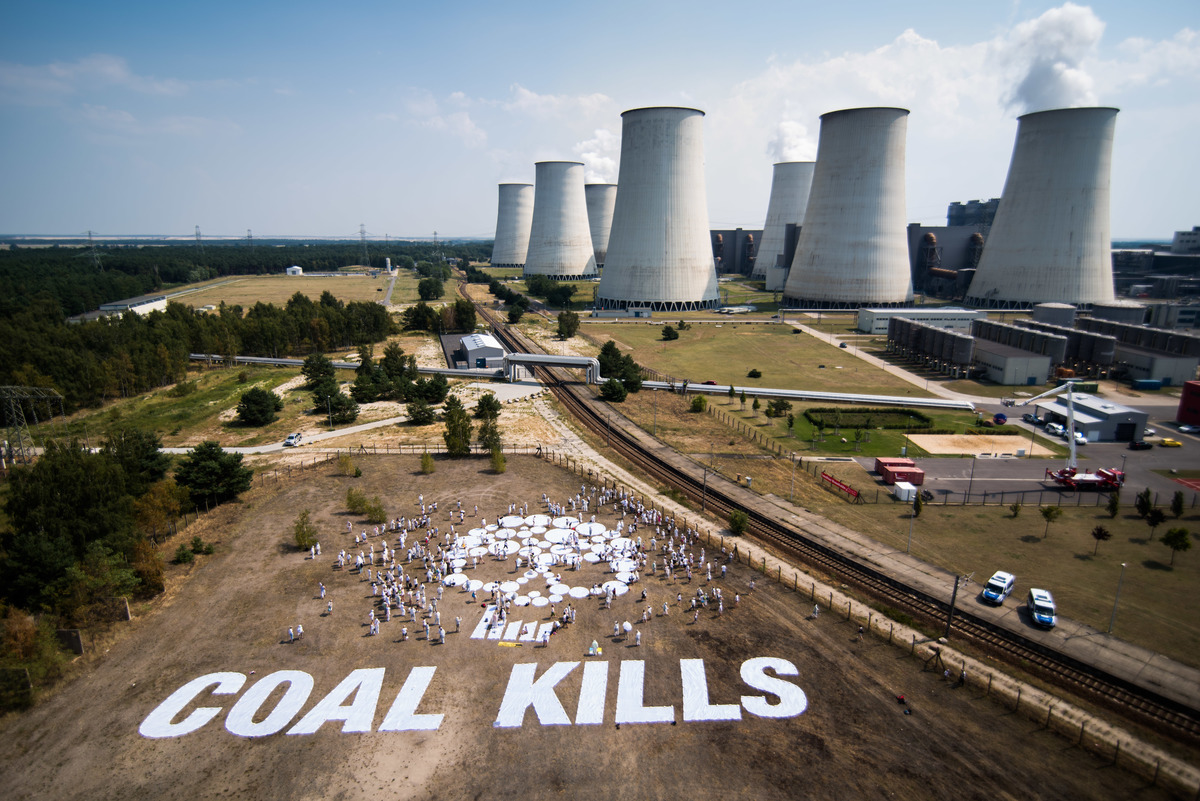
444,573 -> 468,586
500,515 -> 525,528
575,522 -> 605,537
603,580 -> 630,596
525,514 -> 551,527
583,552 -> 601,563
590,586 -> 605,596
467,528 -> 487,538
495,527 -> 517,539
552,516 -> 580,529
485,524 -> 498,532
466,579 -> 484,592
550,583 -> 571,595
568,586 -> 590,599
529,525 -> 548,535
517,546 -> 541,558
550,544 -> 572,556
517,577 -> 529,585
548,594 -> 563,603
523,570 -> 540,579
500,581 -> 520,594
514,596 -> 530,606
468,546 -> 488,557
527,590 -> 541,598
591,535 -> 608,544
615,571 -> 636,584
482,582 -> 499,592
488,541 -> 518,556
542,528 -> 570,544
450,558 -> 467,569
609,537 -> 634,550
534,553 -> 555,567
531,596 -> 549,607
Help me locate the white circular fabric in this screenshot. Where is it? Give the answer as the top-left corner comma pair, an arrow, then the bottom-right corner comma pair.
615,571 -> 636,584
576,522 -> 606,537
500,515 -> 525,528
533,553 -> 555,567
488,541 -> 518,556
514,596 -> 530,606
516,577 -> 529,585
468,546 -> 488,557
603,580 -> 630,596
523,570 -> 540,579
550,544 -> 572,556
531,596 -> 549,607
612,559 -> 638,573
590,586 -> 605,596
482,581 -> 499,592
583,552 -> 601,563
550,583 -> 571,595
517,546 -> 542,558
529,525 -> 548,535
527,590 -> 541,598
552,516 -> 580,529
467,529 -> 487,538
548,594 -> 563,603
466,579 -> 484,591
568,586 -> 590,599
495,528 -> 517,540
542,528 -> 571,544
591,535 -> 608,544
444,573 -> 468,586
525,514 -> 552,527
609,537 -> 634,550
450,558 -> 467,569
485,524 -> 498,532
500,581 -> 520,594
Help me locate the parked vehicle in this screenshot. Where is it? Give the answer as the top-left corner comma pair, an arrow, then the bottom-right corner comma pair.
1128,441 -> 1153,450
981,571 -> 1016,605
1179,424 -> 1198,434
1022,413 -> 1042,425
284,433 -> 303,447
1027,589 -> 1057,628
1160,438 -> 1183,447
1045,422 -> 1064,436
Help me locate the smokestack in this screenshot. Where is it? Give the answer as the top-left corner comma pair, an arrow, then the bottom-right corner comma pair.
597,107 -> 719,312
752,161 -> 815,289
584,183 -> 618,269
490,183 -> 533,269
524,162 -> 598,280
965,107 -> 1118,309
783,107 -> 913,308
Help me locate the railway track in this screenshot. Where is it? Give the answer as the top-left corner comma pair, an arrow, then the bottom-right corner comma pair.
479,305 -> 1200,742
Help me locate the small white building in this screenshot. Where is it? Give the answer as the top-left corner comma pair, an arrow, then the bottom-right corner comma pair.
461,333 -> 505,368
857,307 -> 983,335
286,266 -> 303,276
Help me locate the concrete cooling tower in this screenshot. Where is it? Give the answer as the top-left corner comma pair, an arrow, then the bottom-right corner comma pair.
783,107 -> 913,308
524,161 -> 598,280
964,107 -> 1118,309
490,183 -> 533,269
751,161 -> 815,289
584,183 -> 618,268
596,107 -> 719,311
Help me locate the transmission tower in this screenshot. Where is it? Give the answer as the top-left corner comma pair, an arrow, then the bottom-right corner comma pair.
86,230 -> 104,271
1,386 -> 65,466
246,228 -> 254,250
432,230 -> 443,263
359,224 -> 370,269
195,225 -> 204,255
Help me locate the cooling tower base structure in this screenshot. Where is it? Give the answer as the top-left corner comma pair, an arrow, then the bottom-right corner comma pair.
524,161 -> 598,280
965,107 -> 1118,310
491,183 -> 534,269
783,108 -> 913,309
783,297 -> 910,311
597,107 -> 720,311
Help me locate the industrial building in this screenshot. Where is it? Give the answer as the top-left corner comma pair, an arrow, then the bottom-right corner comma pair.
751,162 -> 815,291
596,107 -> 720,312
1032,393 -> 1149,443
584,184 -> 617,269
856,307 -> 983,334
286,266 -> 303,276
1146,303 -> 1200,330
1172,226 -> 1200,255
98,293 -> 168,316
885,317 -> 976,378
946,199 -> 999,227
1032,302 -> 1077,327
1012,318 -> 1117,375
458,333 -> 506,369
1177,381 -> 1200,426
783,107 -> 913,309
965,107 -> 1118,309
711,228 -> 760,276
491,183 -> 534,269
1075,317 -> 1200,386
524,162 -> 597,281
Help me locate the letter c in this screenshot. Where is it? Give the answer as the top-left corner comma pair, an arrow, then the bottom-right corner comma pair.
139,672 -> 246,739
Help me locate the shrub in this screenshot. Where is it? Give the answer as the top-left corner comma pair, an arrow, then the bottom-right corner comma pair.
421,452 -> 436,474
337,453 -> 356,476
173,544 -> 195,564
491,448 -> 507,474
364,496 -> 387,524
690,395 -> 707,413
747,369 -> 762,378
294,509 -> 319,550
599,378 -> 627,402
661,325 -> 679,341
729,510 -> 749,537
346,487 -> 369,514
1009,502 -> 1021,518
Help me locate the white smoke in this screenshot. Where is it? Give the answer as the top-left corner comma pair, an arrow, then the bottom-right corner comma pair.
573,128 -> 619,183
997,2 -> 1104,113
766,119 -> 816,162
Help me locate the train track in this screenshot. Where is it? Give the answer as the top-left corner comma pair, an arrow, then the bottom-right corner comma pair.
479,305 -> 1200,742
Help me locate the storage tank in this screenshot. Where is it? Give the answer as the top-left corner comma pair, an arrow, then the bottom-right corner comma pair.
597,107 -> 719,311
751,162 -> 815,281
584,183 -> 618,268
1091,300 -> 1146,325
1033,302 -> 1077,327
783,108 -> 913,308
491,183 -> 534,269
524,162 -> 598,280
965,107 -> 1118,309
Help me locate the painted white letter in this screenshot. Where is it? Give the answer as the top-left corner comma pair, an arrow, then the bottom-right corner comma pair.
379,666 -> 443,731
287,667 -> 384,735
615,660 -> 675,725
740,657 -> 808,718
574,660 -> 608,725
139,672 -> 245,739
494,661 -> 578,728
225,670 -> 314,737
681,659 -> 741,722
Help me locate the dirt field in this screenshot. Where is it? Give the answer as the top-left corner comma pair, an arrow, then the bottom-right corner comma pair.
0,456 -> 1171,801
912,433 -> 1055,456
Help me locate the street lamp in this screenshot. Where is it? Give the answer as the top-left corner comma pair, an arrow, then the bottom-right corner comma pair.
1108,562 -> 1127,634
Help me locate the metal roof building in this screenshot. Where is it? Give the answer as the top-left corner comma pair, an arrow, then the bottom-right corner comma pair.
965,107 -> 1119,309
524,163 -> 597,280
751,161 -> 815,289
783,107 -> 913,309
460,333 -> 506,369
491,183 -> 534,269
597,107 -> 720,312
584,183 -> 618,269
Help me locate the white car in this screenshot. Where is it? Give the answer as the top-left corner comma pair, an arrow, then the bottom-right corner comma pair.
981,571 -> 1016,605
283,433 -> 303,447
1072,432 -> 1088,445
1045,422 -> 1064,436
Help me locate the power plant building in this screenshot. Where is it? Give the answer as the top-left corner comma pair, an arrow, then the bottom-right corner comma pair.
491,183 -> 534,269
524,162 -> 597,280
784,107 -> 913,309
597,107 -> 719,312
965,107 -> 1119,309
752,161 -> 815,291
584,184 -> 618,269
856,307 -> 983,335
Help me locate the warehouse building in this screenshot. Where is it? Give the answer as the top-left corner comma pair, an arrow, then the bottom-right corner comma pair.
1032,393 -> 1149,442
459,333 -> 506,369
857,307 -> 983,334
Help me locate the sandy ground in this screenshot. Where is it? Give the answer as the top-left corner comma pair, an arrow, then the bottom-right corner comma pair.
911,434 -> 1054,456
0,456 -> 1170,801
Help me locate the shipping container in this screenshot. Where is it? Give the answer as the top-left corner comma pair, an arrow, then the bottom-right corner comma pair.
1131,379 -> 1162,391
874,457 -> 915,474
882,466 -> 925,486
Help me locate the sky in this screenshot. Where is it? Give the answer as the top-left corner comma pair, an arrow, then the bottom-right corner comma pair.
1,1 -> 1197,240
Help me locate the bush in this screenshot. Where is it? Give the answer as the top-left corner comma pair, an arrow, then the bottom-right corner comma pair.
293,509 -> 319,550
729,510 -> 749,536
407,398 -> 437,426
690,395 -> 707,413
661,325 -> 679,341
363,496 -> 387,525
747,369 -> 762,378
421,452 -> 436,474
490,448 -> 507,474
599,378 -> 628,402
173,544 -> 195,564
337,453 -> 356,476
346,487 -> 369,514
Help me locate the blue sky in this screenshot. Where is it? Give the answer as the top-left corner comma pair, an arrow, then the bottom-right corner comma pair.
1,1 -> 1196,239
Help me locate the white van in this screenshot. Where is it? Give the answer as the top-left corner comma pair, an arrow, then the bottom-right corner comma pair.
1026,589 -> 1056,628
1044,422 -> 1064,437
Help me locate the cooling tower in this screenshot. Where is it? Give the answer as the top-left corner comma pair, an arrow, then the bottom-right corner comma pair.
964,107 -> 1118,309
751,162 -> 815,283
596,107 -> 719,311
782,107 -> 913,308
585,184 -> 618,268
490,183 -> 533,269
524,162 -> 598,280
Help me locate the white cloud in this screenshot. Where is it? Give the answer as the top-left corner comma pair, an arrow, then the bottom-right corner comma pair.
502,84 -> 613,119
76,104 -> 239,138
0,54 -> 188,105
990,2 -> 1104,112
572,128 -> 619,183
765,119 -> 815,163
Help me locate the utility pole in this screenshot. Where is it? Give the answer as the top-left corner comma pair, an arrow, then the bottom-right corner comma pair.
360,224 -> 370,269
944,575 -> 965,639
